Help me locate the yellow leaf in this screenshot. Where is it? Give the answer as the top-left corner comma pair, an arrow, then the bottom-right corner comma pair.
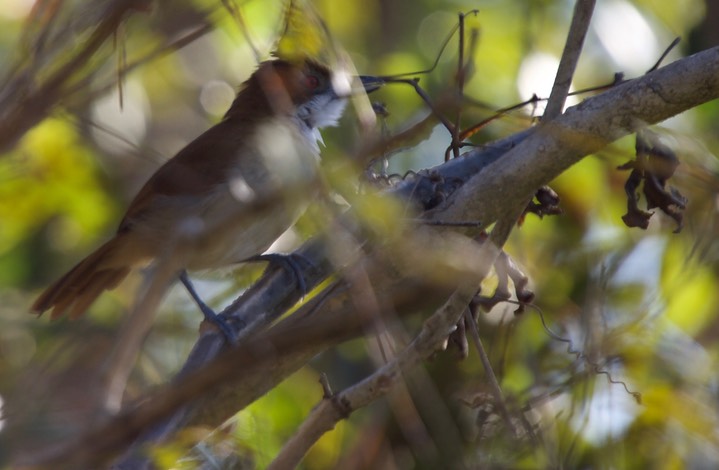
276,0 -> 331,65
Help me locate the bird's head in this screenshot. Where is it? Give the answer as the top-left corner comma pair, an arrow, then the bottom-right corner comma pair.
227,60 -> 343,123
225,60 -> 376,139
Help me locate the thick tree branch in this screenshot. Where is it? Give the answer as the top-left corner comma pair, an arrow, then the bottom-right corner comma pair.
431,46 -> 719,227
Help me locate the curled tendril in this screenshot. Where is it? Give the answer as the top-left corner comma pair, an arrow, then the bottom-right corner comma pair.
526,301 -> 642,404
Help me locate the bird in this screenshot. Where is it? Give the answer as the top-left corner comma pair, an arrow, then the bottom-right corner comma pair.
32,58 -> 375,331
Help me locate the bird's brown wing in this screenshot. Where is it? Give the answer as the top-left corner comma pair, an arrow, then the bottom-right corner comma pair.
119,120 -> 247,232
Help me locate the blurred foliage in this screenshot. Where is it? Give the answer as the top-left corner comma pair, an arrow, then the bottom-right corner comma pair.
1,0 -> 719,468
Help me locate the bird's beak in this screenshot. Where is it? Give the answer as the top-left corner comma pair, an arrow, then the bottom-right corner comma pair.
332,73 -> 383,99
358,75 -> 384,94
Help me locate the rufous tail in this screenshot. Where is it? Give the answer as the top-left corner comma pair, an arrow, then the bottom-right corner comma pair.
32,237 -> 132,320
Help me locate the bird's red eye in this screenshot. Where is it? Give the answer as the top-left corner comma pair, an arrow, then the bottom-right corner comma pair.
305,75 -> 320,90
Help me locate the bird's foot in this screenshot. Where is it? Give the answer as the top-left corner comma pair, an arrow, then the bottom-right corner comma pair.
246,253 -> 311,296
179,271 -> 237,344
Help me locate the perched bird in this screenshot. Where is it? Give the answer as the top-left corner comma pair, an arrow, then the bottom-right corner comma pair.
32,59 -> 372,329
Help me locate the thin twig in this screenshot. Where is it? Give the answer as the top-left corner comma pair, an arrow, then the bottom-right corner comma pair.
101,234 -> 189,412
464,308 -> 518,436
390,78 -> 457,137
374,10 -> 479,80
451,11 -> 468,160
543,0 -> 596,120
646,37 -> 681,73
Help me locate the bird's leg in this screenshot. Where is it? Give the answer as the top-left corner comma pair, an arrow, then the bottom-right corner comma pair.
245,253 -> 309,296
179,271 -> 237,343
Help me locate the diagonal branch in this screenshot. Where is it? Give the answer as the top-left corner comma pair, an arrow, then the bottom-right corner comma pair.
268,217 -> 521,469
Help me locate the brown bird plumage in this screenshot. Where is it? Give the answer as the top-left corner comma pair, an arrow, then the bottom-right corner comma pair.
33,59 -> 351,319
